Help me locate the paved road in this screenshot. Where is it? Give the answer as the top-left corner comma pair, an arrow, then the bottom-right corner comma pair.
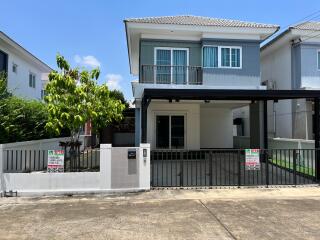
0,187 -> 320,239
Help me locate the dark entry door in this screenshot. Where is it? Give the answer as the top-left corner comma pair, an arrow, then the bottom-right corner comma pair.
156,115 -> 185,149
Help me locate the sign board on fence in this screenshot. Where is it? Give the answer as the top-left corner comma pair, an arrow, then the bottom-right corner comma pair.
47,150 -> 64,173
245,149 -> 260,170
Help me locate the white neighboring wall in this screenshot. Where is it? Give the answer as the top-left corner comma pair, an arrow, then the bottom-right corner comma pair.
261,43 -> 293,138
0,32 -> 52,100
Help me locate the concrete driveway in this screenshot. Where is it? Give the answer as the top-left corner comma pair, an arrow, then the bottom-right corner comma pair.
0,187 -> 320,239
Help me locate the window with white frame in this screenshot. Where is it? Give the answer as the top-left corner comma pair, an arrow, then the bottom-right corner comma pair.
29,72 -> 36,88
155,47 -> 189,84
202,46 -> 218,67
203,46 -> 242,69
155,114 -> 185,149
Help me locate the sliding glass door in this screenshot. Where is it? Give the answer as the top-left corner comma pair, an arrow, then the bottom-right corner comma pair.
156,115 -> 185,149
155,48 -> 188,84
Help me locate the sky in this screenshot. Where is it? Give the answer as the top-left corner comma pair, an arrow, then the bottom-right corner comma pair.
1,0 -> 320,100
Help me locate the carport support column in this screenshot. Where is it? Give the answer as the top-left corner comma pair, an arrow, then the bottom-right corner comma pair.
249,101 -> 267,149
141,97 -> 150,144
314,98 -> 320,182
263,100 -> 268,150
100,144 -> 112,190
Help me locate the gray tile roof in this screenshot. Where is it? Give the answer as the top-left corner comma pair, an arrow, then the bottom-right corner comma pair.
125,15 -> 279,29
291,21 -> 320,31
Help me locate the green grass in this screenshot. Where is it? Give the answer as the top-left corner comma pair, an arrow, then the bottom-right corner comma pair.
270,158 -> 315,177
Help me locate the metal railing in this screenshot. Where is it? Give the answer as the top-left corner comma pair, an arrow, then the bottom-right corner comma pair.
3,149 -> 100,173
151,149 -> 317,187
140,65 -> 203,85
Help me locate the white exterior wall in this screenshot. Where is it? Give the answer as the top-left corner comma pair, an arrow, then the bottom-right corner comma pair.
147,102 -> 200,150
261,43 -> 293,138
200,107 -> 233,148
0,144 -> 151,196
0,39 -> 49,100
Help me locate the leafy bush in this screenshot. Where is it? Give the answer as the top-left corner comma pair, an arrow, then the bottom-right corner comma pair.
0,71 -> 62,143
0,96 -> 55,143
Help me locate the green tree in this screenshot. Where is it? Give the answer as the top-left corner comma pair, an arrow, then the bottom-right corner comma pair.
109,89 -> 129,108
0,71 -> 11,99
45,54 -> 125,143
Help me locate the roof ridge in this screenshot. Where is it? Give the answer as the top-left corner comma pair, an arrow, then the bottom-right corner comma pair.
124,15 -> 279,28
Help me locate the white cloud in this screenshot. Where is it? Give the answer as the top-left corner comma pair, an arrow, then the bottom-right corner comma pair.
105,74 -> 122,90
74,55 -> 101,68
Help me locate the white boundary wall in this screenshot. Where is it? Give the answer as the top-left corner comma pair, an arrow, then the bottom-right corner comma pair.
1,136 -> 90,152
0,144 -> 150,196
234,136 -> 315,149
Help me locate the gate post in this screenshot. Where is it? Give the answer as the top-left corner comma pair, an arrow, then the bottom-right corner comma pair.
139,144 -> 150,190
180,151 -> 184,187
237,150 -> 241,188
263,100 -> 269,187
100,144 -> 112,190
209,152 -> 213,186
293,149 -> 297,185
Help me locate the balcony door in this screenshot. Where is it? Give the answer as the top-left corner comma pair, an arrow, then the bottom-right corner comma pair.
156,115 -> 185,149
155,48 -> 188,84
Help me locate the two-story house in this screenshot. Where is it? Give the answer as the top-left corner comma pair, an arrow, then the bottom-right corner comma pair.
0,31 -> 52,100
125,15 -> 279,150
261,21 -> 320,140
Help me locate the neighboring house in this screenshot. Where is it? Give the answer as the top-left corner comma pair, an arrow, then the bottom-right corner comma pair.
0,31 -> 52,100
260,21 -> 320,140
124,15 -> 279,149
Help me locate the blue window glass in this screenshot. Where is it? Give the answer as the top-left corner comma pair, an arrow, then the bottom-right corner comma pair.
221,48 -> 230,67
203,46 -> 218,67
231,48 -> 240,67
156,49 -> 171,84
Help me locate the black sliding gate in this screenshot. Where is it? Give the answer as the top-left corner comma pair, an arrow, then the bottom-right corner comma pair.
151,149 -> 318,187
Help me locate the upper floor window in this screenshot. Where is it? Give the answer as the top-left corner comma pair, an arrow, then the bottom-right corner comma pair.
41,89 -> 46,99
0,50 -> 8,73
12,63 -> 18,73
155,47 -> 189,84
203,46 -> 242,69
203,46 -> 218,67
29,73 -> 36,88
317,50 -> 320,70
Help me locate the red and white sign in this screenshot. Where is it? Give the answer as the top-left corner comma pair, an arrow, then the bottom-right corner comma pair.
245,149 -> 260,170
47,150 -> 64,173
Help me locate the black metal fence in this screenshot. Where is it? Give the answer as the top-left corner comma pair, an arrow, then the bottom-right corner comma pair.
140,65 -> 203,85
3,149 -> 100,173
151,149 -> 317,187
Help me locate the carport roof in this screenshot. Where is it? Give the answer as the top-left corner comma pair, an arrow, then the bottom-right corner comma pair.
142,88 -> 320,101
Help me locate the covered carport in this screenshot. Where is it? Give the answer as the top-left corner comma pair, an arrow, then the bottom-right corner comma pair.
141,88 -> 320,185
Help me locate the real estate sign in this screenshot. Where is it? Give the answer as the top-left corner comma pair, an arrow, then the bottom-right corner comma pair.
47,150 -> 64,173
245,149 -> 260,170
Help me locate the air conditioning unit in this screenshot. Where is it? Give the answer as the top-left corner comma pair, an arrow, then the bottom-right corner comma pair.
262,80 -> 276,90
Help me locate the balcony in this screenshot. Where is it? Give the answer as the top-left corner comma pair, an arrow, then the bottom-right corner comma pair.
140,65 -> 203,85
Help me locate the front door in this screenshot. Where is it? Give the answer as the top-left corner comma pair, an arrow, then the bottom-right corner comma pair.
156,115 -> 185,149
